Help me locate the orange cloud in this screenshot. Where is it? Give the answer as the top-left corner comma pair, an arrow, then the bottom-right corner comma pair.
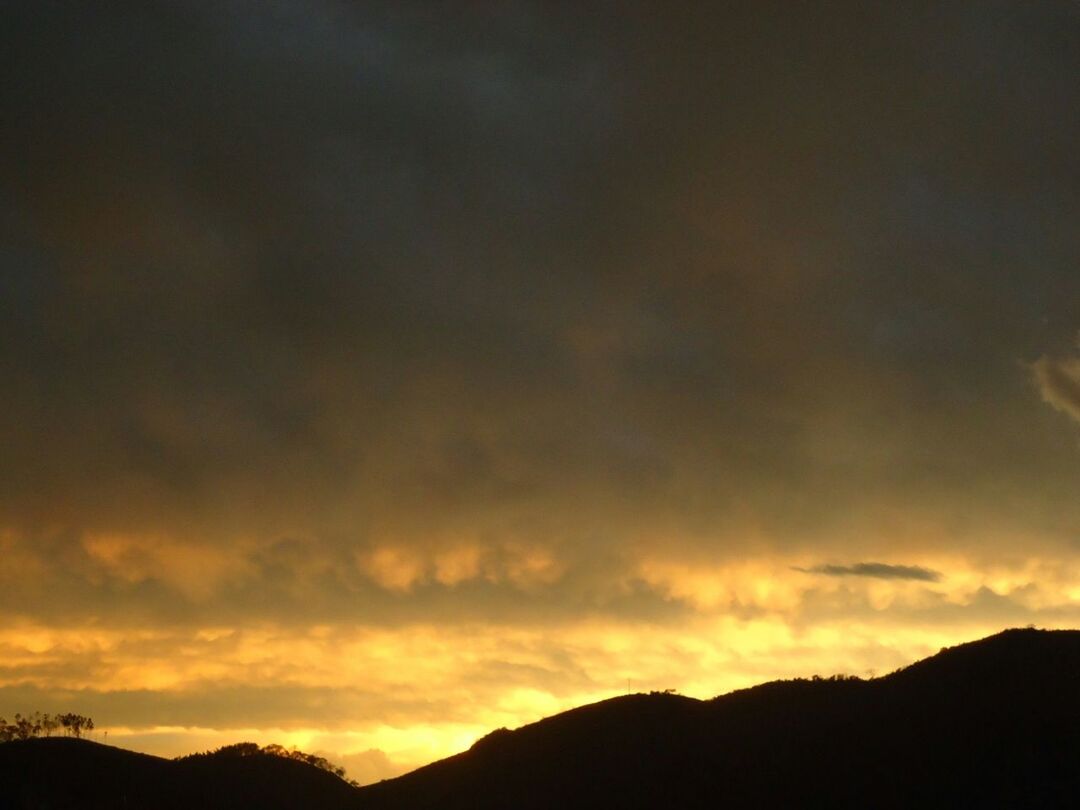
81,533 -> 253,600
356,546 -> 428,592
355,541 -> 566,592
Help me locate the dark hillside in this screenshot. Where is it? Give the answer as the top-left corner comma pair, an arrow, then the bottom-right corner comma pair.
0,737 -> 360,810
356,628 -> 1080,809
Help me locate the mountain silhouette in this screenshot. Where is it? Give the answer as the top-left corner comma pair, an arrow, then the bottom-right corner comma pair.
0,736 -> 360,810
357,628 -> 1080,809
3,628 -> 1079,809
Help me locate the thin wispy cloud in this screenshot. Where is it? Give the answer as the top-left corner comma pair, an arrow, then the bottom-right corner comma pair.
1032,345 -> 1080,425
795,563 -> 942,582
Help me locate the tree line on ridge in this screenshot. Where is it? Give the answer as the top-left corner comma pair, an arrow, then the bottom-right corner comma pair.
0,712 -> 95,741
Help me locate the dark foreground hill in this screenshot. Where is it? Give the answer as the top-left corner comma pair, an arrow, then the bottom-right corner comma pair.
357,628 -> 1080,810
3,628 -> 1079,809
0,736 -> 360,810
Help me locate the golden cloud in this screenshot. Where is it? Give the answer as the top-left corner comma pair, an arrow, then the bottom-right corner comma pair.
81,533 -> 255,600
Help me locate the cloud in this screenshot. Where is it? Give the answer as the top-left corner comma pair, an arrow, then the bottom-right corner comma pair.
2,1 -> 1079,587
81,533 -> 254,601
796,563 -> 942,582
1032,352 -> 1080,425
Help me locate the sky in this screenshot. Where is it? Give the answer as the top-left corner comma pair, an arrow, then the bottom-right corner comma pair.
2,0 -> 1079,784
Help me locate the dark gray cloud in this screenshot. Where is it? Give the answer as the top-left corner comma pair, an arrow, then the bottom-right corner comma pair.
797,563 -> 942,582
1,1 -> 1079,627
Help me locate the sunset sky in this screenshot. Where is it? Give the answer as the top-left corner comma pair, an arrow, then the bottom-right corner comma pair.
2,1 -> 1079,783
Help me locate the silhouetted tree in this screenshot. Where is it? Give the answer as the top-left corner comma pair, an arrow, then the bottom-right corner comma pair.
13,713 -> 40,740
212,742 -> 261,757
0,711 -> 94,742
58,713 -> 94,738
180,741 -> 349,780
41,713 -> 60,737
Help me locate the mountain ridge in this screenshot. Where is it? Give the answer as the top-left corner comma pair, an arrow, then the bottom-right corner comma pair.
356,627 -> 1080,809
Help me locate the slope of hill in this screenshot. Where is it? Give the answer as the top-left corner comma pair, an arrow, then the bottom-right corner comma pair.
2,628 -> 1078,809
0,737 -> 361,810
355,628 -> 1080,809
